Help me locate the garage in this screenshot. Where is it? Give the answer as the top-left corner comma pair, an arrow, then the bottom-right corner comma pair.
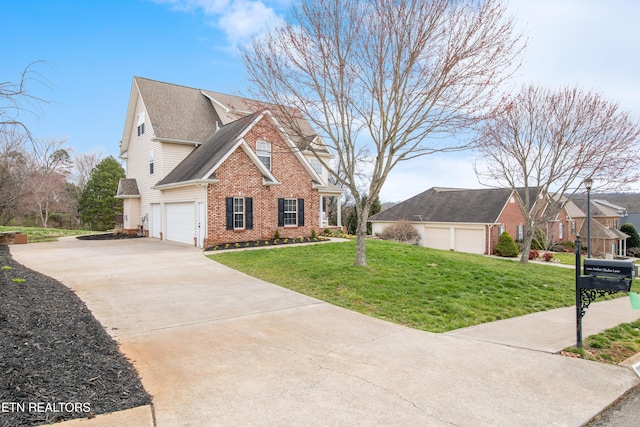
165,202 -> 196,245
423,227 -> 450,251
454,228 -> 485,254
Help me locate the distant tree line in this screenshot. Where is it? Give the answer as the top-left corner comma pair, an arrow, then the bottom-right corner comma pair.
1,62 -> 123,230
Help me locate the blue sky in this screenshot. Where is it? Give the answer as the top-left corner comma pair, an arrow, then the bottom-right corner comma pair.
4,0 -> 640,202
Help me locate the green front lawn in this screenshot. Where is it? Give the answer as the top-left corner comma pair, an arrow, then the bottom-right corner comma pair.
209,240 -> 633,333
0,226 -> 92,242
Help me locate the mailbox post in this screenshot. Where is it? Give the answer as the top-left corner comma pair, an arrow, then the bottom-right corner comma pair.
575,236 -> 634,348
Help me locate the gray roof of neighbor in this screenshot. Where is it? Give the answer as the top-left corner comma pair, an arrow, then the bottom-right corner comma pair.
369,187 -> 538,224
155,112 -> 261,186
573,193 -> 640,213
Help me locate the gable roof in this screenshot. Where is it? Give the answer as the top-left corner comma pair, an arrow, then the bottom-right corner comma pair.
136,77 -> 220,143
572,193 -> 640,212
570,198 -> 627,218
369,187 -> 519,224
154,111 -> 271,188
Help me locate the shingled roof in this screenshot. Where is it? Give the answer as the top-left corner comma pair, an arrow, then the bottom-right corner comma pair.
135,77 -> 219,143
369,187 -> 537,224
154,112 -> 262,187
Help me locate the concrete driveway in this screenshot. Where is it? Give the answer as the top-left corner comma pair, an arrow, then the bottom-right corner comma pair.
11,237 -> 640,426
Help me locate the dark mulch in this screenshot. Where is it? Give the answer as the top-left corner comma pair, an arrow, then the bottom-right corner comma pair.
205,236 -> 328,252
0,245 -> 151,426
76,233 -> 143,241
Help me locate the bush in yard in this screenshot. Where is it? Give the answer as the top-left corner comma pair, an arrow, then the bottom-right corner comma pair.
621,223 -> 640,252
542,252 -> 554,262
528,249 -> 539,260
380,221 -> 419,244
495,231 -> 519,257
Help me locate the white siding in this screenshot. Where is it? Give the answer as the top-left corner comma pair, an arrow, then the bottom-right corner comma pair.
121,89 -> 202,238
162,143 -> 197,177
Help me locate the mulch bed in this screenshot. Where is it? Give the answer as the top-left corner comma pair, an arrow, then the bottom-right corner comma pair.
0,245 -> 151,426
205,236 -> 328,252
76,233 -> 143,241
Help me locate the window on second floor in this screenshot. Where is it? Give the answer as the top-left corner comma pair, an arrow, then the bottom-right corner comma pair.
137,112 -> 145,136
256,140 -> 271,170
309,157 -> 322,176
559,222 -> 564,239
149,150 -> 154,175
613,219 -> 619,229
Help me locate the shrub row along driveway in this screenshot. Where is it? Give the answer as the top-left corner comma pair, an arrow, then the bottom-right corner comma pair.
11,238 -> 640,426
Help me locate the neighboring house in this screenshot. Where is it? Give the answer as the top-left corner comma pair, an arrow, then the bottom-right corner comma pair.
368,186 -> 629,257
368,187 -> 538,255
116,77 -> 343,248
570,198 -> 629,257
573,193 -> 640,231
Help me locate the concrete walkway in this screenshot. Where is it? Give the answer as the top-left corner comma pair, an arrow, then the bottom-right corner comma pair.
10,238 -> 640,426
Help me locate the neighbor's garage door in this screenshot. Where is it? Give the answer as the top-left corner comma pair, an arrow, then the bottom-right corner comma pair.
165,202 -> 195,245
424,227 -> 450,251
454,228 -> 485,254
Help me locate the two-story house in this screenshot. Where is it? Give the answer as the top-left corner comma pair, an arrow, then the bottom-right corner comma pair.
116,77 -> 343,248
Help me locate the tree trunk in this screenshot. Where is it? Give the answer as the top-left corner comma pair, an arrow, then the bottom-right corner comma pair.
354,203 -> 371,267
519,220 -> 535,263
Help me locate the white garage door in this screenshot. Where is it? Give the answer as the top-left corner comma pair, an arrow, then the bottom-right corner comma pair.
165,202 -> 195,245
424,227 -> 450,251
455,228 -> 485,254
150,204 -> 161,238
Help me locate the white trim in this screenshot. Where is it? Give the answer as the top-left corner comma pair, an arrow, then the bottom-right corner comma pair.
153,179 -> 219,190
152,137 -> 201,146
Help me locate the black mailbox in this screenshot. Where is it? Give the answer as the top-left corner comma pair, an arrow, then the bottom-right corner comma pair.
584,258 -> 635,280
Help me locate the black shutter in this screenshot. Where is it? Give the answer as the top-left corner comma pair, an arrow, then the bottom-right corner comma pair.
246,198 -> 253,230
278,198 -> 285,227
298,198 -> 305,226
226,197 -> 234,230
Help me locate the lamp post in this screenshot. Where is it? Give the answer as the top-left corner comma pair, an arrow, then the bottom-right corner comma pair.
584,177 -> 593,258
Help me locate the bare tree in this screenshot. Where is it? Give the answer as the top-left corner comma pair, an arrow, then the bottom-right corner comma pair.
71,149 -> 103,194
475,85 -> 640,262
242,0 -> 524,265
0,127 -> 29,221
1,61 -> 50,140
20,137 -> 71,227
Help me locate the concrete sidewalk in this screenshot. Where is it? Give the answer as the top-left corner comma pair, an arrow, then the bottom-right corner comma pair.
10,238 -> 640,426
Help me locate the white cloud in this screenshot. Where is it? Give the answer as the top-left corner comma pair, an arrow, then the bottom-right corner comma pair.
153,0 -> 284,47
380,153 -> 484,203
507,0 -> 640,114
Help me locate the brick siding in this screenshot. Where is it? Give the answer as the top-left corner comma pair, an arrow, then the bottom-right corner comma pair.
204,118 -> 320,246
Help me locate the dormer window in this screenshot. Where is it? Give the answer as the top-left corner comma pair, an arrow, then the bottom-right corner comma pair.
309,157 -> 322,175
256,140 -> 271,170
137,112 -> 145,136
